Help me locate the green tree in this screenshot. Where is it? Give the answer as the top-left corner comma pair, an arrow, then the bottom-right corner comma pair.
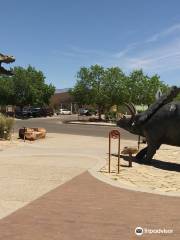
128,69 -> 168,106
70,65 -> 105,119
71,65 -> 127,119
0,77 -> 14,105
11,66 -> 55,108
71,66 -> 172,119
102,67 -> 128,107
175,91 -> 180,101
145,74 -> 169,105
126,69 -> 147,104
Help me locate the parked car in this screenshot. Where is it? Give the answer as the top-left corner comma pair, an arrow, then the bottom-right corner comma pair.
15,106 -> 54,118
30,107 -> 54,118
59,109 -> 71,115
78,108 -> 92,116
41,107 -> 54,117
15,108 -> 32,118
31,107 -> 42,118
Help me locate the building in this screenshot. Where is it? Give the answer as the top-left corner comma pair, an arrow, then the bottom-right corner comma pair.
50,88 -> 77,112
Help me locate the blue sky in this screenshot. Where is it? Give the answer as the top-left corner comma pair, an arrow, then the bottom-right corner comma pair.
1,0 -> 180,88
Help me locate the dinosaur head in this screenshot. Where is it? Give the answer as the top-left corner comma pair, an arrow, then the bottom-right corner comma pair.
117,103 -> 139,133
117,114 -> 132,130
0,53 -> 15,76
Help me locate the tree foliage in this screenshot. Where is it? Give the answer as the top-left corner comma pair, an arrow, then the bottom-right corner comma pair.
176,93 -> 180,101
70,65 -> 127,119
127,70 -> 169,105
71,65 -> 170,118
0,78 -> 14,105
0,66 -> 55,108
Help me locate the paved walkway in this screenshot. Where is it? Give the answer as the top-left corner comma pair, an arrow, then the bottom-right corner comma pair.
0,171 -> 179,240
0,133 -> 179,239
0,133 -> 102,219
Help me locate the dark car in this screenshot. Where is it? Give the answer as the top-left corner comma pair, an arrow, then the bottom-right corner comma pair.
31,107 -> 54,117
79,108 -> 92,116
15,107 -> 54,118
31,108 -> 42,117
15,108 -> 32,118
41,107 -> 54,117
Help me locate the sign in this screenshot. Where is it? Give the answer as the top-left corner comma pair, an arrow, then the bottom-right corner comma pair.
110,130 -> 120,139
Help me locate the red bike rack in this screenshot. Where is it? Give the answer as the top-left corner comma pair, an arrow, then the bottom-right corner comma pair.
108,130 -> 121,174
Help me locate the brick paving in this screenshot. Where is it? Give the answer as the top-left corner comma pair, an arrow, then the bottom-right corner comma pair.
0,171 -> 179,240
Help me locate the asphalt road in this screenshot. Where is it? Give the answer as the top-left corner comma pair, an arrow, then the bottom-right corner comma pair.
14,117 -> 138,140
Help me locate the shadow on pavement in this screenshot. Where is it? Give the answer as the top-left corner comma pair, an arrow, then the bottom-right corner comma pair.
118,154 -> 180,173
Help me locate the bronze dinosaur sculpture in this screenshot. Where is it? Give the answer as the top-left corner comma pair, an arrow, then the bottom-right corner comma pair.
0,53 -> 15,76
117,86 -> 180,162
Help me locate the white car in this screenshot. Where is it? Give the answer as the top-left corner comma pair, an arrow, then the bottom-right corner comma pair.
59,109 -> 71,115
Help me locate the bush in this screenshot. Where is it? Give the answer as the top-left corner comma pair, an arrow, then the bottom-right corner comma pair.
105,111 -> 117,122
0,114 -> 14,140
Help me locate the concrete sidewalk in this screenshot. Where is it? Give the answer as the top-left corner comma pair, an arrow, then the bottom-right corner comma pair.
0,133 -> 106,219
0,133 -> 179,239
0,132 -> 139,219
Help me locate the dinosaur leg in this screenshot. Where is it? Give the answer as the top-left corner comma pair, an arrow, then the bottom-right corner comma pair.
144,143 -> 161,162
136,144 -> 161,163
135,147 -> 148,162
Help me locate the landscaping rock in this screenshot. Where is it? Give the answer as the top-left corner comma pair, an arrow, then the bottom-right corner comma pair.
19,128 -> 46,140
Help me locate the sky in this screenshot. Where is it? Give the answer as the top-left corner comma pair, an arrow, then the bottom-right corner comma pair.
1,0 -> 180,88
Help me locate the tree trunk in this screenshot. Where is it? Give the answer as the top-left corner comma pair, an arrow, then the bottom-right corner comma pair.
98,105 -> 102,120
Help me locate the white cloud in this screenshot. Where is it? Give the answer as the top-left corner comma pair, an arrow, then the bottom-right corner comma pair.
119,38 -> 180,73
146,23 -> 180,43
113,22 -> 180,60
66,45 -> 106,57
108,23 -> 180,75
113,43 -> 138,58
52,45 -> 107,60
52,22 -> 180,77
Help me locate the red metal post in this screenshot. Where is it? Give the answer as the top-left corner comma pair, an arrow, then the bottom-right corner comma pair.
117,134 -> 120,173
108,132 -> 111,173
108,130 -> 121,174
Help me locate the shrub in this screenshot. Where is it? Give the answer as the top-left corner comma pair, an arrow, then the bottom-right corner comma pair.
0,114 -> 14,140
105,111 -> 117,122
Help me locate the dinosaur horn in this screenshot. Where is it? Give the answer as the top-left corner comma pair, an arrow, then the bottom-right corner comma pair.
124,103 -> 135,119
117,112 -> 125,119
129,102 -> 136,114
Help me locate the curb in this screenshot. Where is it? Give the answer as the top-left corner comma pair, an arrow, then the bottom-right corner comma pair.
66,121 -> 116,127
88,157 -> 180,198
15,116 -> 60,121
